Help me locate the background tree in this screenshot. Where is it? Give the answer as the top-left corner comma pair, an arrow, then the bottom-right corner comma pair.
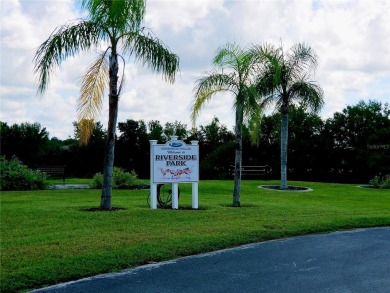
148,120 -> 165,143
116,119 -> 149,177
197,117 -> 235,179
287,106 -> 324,181
163,121 -> 188,141
254,42 -> 324,189
200,117 -> 234,148
192,42 -> 261,207
324,100 -> 390,182
256,112 -> 281,177
70,121 -> 107,177
34,0 -> 179,209
2,101 -> 387,183
0,122 -> 50,167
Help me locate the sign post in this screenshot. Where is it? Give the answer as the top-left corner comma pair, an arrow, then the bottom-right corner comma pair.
191,140 -> 199,209
150,136 -> 199,209
150,140 -> 158,209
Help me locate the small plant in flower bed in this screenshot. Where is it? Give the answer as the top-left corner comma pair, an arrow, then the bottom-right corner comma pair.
369,174 -> 390,189
0,156 -> 48,190
90,167 -> 144,189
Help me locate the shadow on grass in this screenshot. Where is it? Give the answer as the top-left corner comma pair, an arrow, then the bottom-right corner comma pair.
80,207 -> 127,212
222,204 -> 259,208
158,206 -> 207,211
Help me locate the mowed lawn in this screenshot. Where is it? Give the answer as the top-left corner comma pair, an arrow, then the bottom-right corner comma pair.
1,180 -> 389,292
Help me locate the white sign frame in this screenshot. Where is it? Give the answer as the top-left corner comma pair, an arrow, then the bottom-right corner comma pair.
150,136 -> 199,209
153,141 -> 199,183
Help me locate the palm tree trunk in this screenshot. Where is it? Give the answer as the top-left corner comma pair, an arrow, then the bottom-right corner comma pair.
100,52 -> 119,210
233,103 -> 243,207
280,112 -> 288,189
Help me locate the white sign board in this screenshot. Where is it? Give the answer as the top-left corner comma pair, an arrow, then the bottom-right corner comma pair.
153,140 -> 199,183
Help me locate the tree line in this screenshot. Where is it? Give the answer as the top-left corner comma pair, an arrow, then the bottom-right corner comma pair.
1,100 -> 388,184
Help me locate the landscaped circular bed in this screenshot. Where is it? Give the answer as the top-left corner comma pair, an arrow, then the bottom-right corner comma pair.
258,185 -> 313,192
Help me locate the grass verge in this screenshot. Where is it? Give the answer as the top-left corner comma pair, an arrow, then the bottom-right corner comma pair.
1,180 -> 389,292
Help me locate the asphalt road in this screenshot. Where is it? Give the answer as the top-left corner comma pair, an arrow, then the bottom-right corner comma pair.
32,227 -> 390,293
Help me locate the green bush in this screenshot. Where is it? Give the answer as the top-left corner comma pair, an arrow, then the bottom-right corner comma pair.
380,175 -> 390,189
90,167 -> 140,189
0,156 -> 48,190
90,172 -> 104,189
369,176 -> 381,188
369,174 -> 390,189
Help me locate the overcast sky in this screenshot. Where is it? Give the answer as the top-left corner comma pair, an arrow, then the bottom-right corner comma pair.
1,0 -> 389,140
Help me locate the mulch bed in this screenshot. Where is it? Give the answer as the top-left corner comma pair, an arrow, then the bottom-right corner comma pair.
259,185 -> 312,192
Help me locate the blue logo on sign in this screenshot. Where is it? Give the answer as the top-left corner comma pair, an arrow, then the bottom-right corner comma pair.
169,142 -> 183,147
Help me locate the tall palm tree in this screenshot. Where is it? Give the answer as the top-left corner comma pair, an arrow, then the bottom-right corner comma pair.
253,42 -> 324,189
191,43 -> 261,207
34,0 -> 179,209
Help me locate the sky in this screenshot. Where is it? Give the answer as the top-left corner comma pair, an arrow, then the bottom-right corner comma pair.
1,0 -> 389,140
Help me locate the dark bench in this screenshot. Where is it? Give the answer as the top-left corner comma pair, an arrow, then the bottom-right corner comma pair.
36,165 -> 66,184
231,165 -> 270,180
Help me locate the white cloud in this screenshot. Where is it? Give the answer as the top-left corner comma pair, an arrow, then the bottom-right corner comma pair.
145,0 -> 227,32
0,0 -> 389,140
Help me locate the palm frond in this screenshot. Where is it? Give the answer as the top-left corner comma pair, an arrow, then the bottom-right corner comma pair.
255,66 -> 281,110
253,41 -> 323,114
252,43 -> 284,91
213,43 -> 259,82
33,20 -> 103,96
213,42 -> 243,70
242,85 -> 261,119
81,0 -> 145,33
256,69 -> 277,93
246,102 -> 263,146
77,53 -> 109,144
289,80 -> 324,113
287,43 -> 318,76
77,119 -> 95,146
122,30 -> 179,83
192,42 -> 271,139
191,72 -> 237,126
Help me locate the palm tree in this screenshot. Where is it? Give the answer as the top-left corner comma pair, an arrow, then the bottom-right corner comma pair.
34,0 -> 179,209
253,42 -> 324,189
191,43 -> 261,207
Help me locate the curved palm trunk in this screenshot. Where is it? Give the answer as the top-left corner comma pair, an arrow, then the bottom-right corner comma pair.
280,112 -> 288,189
100,51 -> 119,210
233,103 -> 243,207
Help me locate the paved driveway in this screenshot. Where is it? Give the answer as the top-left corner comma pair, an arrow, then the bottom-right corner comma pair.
32,227 -> 390,293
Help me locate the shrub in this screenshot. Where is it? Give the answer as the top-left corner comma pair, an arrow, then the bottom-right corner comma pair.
90,172 -> 104,189
369,176 -> 381,188
380,175 -> 390,189
90,167 -> 140,189
369,174 -> 390,189
0,156 -> 48,190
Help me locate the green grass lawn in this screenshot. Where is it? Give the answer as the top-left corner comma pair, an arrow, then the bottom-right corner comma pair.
1,180 -> 389,292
